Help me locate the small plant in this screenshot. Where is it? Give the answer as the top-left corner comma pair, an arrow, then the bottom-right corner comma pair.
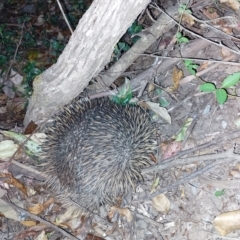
113,21 -> 143,61
176,32 -> 189,44
112,78 -> 132,105
215,189 -> 225,197
184,59 -> 199,75
200,72 -> 240,104
178,4 -> 192,14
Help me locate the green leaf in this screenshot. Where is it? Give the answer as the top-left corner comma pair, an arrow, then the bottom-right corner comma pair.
184,60 -> 193,67
0,24 -> 6,35
216,89 -> 227,104
176,32 -> 182,38
200,83 -> 216,92
221,72 -> 240,88
51,40 -> 60,50
178,37 -> 189,43
131,36 -> 140,44
191,64 -> 199,69
128,21 -> 143,34
178,5 -> 192,14
175,118 -> 193,141
156,89 -> 162,95
117,42 -> 126,51
111,78 -> 132,104
215,189 -> 225,197
187,65 -> 196,75
0,55 -> 7,66
159,97 -> 169,107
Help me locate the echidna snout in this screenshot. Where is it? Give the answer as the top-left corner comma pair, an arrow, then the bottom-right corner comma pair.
42,98 -> 157,209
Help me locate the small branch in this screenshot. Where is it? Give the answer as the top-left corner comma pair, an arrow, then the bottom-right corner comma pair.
154,6 -> 240,56
56,0 -> 73,34
139,54 -> 240,66
144,148 -> 239,174
142,128 -> 240,174
139,159 -> 226,202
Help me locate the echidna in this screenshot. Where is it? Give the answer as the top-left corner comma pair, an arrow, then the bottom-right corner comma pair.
42,97 -> 157,209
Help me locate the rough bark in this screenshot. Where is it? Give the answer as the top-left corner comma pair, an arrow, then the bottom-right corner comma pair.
24,0 -> 151,127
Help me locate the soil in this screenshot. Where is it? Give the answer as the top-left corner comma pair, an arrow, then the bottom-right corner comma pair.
1,0 -> 240,240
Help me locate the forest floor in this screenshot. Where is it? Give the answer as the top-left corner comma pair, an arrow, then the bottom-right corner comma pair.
1,0 -> 240,240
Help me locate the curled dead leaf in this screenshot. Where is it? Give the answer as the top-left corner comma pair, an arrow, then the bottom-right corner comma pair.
152,194 -> 170,213
21,220 -> 37,227
28,204 -> 44,215
28,197 -> 55,215
172,66 -> 183,91
109,206 -> 133,222
2,173 -> 27,196
214,210 -> 240,236
182,14 -> 195,26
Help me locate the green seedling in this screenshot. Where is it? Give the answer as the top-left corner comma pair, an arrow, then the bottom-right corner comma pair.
178,4 -> 192,14
112,78 -> 132,105
184,59 -> 199,75
176,32 -> 189,44
215,189 -> 225,197
200,72 -> 240,104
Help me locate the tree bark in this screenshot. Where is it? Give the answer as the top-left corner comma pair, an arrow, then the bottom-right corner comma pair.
24,0 -> 151,127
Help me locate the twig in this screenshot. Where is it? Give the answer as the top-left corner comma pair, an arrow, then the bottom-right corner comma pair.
142,128 -> 240,174
56,0 -> 73,34
139,54 -> 240,66
140,159 -> 227,201
180,54 -> 237,85
2,197 -> 79,240
144,148 -> 240,174
154,5 -> 240,56
187,14 -> 240,42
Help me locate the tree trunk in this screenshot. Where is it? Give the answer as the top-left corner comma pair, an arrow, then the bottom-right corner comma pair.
24,0 -> 151,127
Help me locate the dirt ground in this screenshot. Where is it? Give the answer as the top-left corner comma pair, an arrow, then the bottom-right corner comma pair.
1,0 -> 240,240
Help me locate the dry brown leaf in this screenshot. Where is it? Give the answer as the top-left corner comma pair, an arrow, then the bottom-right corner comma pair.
202,8 -> 219,19
152,194 -> 170,213
171,66 -> 183,91
198,62 -> 209,71
221,47 -> 232,58
147,83 -> 155,93
182,14 -> 195,25
24,121 -> 38,134
220,0 -> 240,10
229,170 -> 240,178
109,206 -> 133,222
28,197 -> 54,215
28,204 -> 44,215
42,197 -> 54,208
162,141 -> 182,159
236,163 -> 240,171
3,173 -> 27,196
222,27 -> 233,34
214,210 -> 240,236
21,220 -> 37,227
56,208 -> 82,224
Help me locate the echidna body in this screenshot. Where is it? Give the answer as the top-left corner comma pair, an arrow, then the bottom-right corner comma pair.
42,98 -> 157,209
